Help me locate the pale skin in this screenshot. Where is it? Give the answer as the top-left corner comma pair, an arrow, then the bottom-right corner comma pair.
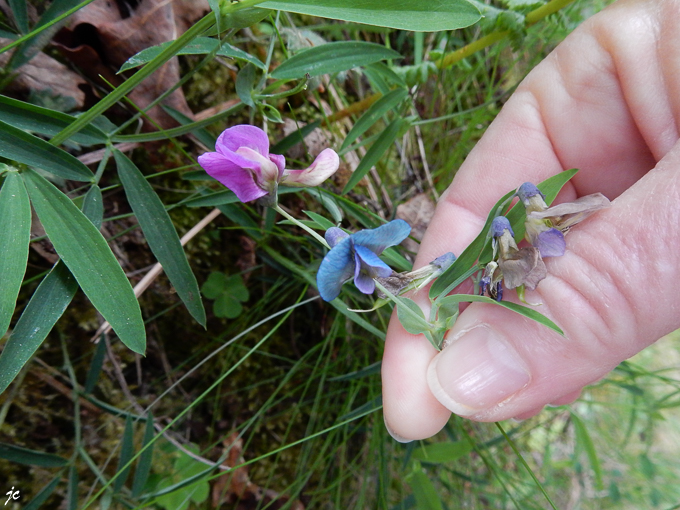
382,0 -> 680,441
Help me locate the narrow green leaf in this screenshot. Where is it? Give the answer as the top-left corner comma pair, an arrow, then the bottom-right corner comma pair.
119,36 -> 266,72
411,441 -> 474,464
22,169 -> 145,354
437,294 -> 564,335
260,0 -> 481,31
571,412 -> 604,490
405,461 -> 444,510
132,412 -> 155,497
342,118 -> 405,194
303,210 -> 335,230
113,416 -> 135,493
271,41 -> 403,80
163,105 -> 216,150
185,189 -> 241,207
82,185 -> 104,230
270,120 -> 321,154
67,465 -> 78,510
114,150 -> 206,327
0,119 -> 93,181
24,475 -> 61,510
304,187 -> 343,223
235,63 -> 257,107
0,186 -> 104,394
0,442 -> 68,467
84,335 -> 107,394
8,0 -> 28,34
340,88 -> 409,151
396,298 -> 432,335
0,172 -> 30,338
0,95 -> 108,145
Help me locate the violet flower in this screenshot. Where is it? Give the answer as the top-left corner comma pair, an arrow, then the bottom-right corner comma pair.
198,125 -> 339,205
517,182 -> 611,257
481,216 -> 547,301
317,220 -> 411,302
377,252 -> 456,296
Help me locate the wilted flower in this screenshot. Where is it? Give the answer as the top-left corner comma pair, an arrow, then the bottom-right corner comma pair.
480,216 -> 547,301
198,125 -> 339,205
317,220 -> 411,302
377,252 -> 456,296
517,182 -> 611,257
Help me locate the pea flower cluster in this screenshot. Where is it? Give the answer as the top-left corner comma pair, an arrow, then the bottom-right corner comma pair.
198,125 -> 339,205
480,182 -> 610,301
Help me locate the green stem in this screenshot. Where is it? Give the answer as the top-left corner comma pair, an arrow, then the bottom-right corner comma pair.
274,205 -> 329,249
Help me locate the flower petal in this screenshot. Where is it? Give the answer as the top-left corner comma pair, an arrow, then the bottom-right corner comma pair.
236,147 -> 279,183
269,153 -> 286,178
216,125 -> 270,155
325,227 -> 349,248
351,219 -> 411,255
281,148 -> 340,187
354,245 -> 393,278
517,182 -> 548,213
535,228 -> 566,257
529,193 -> 611,229
197,152 -> 268,203
491,216 -> 513,238
499,246 -> 547,290
317,235 -> 354,301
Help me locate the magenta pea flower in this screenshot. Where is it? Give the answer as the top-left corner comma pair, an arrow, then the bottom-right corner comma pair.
317,220 -> 411,302
517,182 -> 611,257
197,125 -> 339,205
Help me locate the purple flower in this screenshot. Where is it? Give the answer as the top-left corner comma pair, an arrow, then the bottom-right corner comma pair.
517,182 -> 611,257
197,125 -> 339,204
317,220 -> 411,302
481,216 -> 547,301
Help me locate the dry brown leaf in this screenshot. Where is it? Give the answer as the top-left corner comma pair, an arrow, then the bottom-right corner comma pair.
54,0 -> 209,129
0,37 -> 88,109
396,193 -> 436,255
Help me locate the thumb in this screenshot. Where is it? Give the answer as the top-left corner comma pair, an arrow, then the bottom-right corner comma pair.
427,145 -> 680,422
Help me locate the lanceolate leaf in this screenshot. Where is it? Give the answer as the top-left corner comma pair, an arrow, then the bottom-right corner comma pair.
0,185 -> 104,395
0,95 -> 109,146
8,0 -> 29,34
132,412 -> 155,497
114,150 -> 206,327
260,0 -> 481,32
0,119 -> 93,181
271,41 -> 402,80
0,172 -> 30,338
114,416 -> 135,493
340,88 -> 409,151
0,442 -> 68,467
119,37 -> 266,72
22,169 -> 145,354
342,118 -> 406,194
437,294 -> 563,335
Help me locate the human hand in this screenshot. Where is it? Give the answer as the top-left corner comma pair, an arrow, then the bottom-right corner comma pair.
382,0 -> 680,441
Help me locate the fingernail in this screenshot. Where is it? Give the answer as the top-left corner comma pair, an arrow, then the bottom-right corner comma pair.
427,325 -> 530,416
383,415 -> 413,443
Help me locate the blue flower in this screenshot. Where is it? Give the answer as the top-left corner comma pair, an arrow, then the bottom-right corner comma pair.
317,220 -> 411,302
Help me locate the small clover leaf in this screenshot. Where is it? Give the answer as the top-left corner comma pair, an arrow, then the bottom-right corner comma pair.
201,272 -> 249,319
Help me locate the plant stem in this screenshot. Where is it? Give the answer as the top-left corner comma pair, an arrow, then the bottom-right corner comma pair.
274,205 -> 330,249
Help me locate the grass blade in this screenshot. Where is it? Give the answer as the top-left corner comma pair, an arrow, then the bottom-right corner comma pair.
0,172 -> 30,338
405,461 -> 444,510
22,169 -> 146,354
571,411 -> 604,490
114,150 -> 206,327
271,41 -> 402,80
0,119 -> 93,181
